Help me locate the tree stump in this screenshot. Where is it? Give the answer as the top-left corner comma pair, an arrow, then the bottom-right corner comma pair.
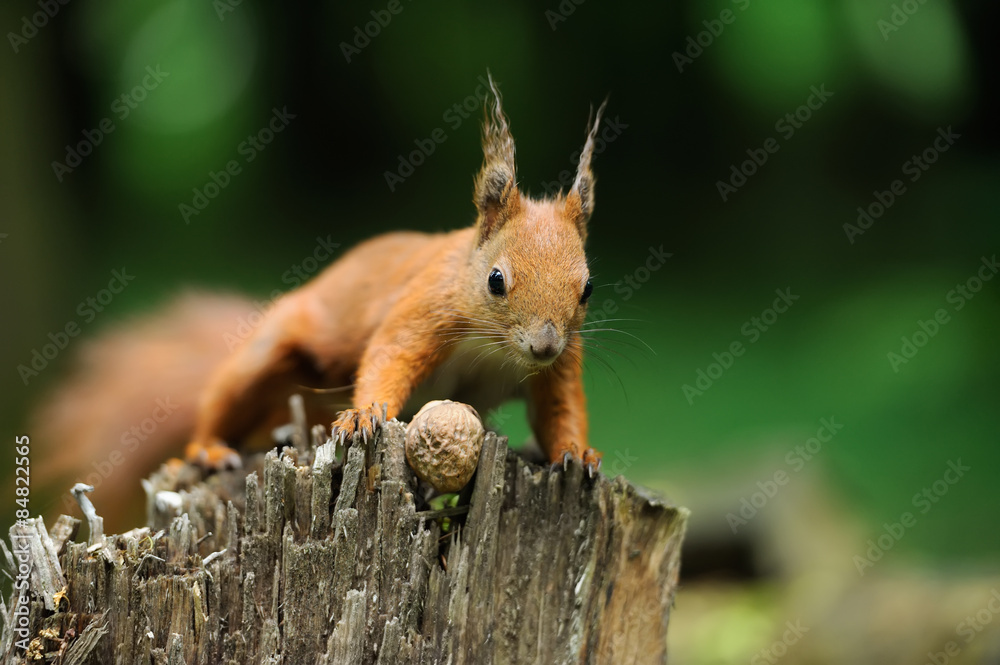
1,421 -> 687,664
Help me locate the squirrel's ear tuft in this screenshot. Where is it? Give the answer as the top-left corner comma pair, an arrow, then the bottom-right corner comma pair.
565,98 -> 608,239
474,72 -> 520,245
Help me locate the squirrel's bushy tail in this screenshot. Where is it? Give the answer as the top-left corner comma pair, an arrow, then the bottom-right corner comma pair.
29,292 -> 256,530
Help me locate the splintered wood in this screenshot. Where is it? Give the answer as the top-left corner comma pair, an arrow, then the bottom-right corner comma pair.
2,422 -> 686,665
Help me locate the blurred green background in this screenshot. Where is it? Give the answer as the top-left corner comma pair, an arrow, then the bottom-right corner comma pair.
1,0 -> 998,661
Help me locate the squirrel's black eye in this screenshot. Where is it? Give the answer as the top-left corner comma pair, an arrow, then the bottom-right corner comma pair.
581,279 -> 593,305
488,268 -> 506,296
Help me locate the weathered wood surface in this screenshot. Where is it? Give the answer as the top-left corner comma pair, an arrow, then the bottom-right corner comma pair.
2,422 -> 687,665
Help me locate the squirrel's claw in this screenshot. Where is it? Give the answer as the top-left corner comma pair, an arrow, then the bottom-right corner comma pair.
548,450 -> 577,474
547,447 -> 602,478
548,452 -> 568,474
331,403 -> 384,446
186,440 -> 243,471
582,447 -> 602,479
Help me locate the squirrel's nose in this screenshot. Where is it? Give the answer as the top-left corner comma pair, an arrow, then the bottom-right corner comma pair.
529,320 -> 561,361
530,342 -> 559,361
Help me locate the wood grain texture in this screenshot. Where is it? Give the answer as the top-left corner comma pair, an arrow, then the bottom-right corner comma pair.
2,422 -> 686,665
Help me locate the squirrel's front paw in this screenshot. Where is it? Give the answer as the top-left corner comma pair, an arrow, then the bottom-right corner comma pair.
581,447 -> 602,477
185,439 -> 243,470
332,403 -> 386,445
549,445 -> 602,478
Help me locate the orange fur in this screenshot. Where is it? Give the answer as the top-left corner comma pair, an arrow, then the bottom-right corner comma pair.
190,77 -> 606,469
29,293 -> 257,528
32,76 -> 607,529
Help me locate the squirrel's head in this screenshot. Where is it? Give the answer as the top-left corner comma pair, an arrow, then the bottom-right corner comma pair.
467,73 -> 606,369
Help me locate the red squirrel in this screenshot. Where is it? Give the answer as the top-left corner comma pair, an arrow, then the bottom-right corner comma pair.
32,76 -> 604,525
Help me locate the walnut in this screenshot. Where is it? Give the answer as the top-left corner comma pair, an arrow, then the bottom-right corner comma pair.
405,400 -> 485,492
